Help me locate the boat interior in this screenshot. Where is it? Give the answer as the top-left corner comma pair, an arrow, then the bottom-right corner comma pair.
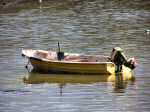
33,50 -> 111,62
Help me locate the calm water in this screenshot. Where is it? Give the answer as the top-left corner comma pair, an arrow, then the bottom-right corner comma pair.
0,0 -> 150,112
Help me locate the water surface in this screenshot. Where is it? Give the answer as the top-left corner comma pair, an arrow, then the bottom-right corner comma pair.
0,0 -> 150,112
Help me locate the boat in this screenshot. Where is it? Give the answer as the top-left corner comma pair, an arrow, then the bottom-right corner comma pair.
22,46 -> 136,75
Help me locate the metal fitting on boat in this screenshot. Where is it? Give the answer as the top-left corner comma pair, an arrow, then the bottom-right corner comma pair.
57,51 -> 64,61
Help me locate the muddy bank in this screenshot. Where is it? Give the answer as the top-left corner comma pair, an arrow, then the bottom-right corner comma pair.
0,0 -> 79,8
0,0 -> 26,8
0,0 -> 81,13
0,0 -> 149,13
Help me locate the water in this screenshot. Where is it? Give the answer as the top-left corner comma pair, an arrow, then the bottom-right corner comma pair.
0,0 -> 150,112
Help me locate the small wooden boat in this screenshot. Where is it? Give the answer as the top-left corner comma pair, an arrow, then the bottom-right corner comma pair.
22,46 -> 136,75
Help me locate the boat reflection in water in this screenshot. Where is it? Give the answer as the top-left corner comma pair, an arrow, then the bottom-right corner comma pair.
23,71 -> 135,94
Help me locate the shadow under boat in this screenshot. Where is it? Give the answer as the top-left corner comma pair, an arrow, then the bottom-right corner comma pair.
23,71 -> 135,85
23,72 -> 135,95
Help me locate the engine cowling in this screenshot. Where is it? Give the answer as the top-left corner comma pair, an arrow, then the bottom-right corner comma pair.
110,47 -> 136,72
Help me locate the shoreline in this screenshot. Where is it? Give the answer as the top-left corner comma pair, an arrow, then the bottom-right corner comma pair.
0,0 -> 79,7
0,0 -> 81,13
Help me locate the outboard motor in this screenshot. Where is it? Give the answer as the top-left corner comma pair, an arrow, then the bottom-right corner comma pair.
111,47 -> 136,72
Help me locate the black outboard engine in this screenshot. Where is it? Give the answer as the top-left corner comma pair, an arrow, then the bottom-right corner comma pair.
111,47 -> 136,72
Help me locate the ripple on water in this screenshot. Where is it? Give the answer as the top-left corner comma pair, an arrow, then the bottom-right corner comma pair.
0,0 -> 150,112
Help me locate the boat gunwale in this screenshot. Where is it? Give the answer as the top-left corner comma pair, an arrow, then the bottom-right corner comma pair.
29,56 -> 114,65
22,49 -> 114,64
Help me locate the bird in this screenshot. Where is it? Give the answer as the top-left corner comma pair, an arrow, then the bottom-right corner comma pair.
39,0 -> 42,4
146,29 -> 150,35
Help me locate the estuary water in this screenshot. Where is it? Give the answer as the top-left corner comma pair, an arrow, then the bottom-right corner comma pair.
0,0 -> 150,112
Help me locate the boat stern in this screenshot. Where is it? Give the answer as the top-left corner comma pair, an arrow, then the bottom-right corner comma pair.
106,63 -> 116,74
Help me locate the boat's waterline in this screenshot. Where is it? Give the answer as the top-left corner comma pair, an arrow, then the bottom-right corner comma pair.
30,58 -> 135,81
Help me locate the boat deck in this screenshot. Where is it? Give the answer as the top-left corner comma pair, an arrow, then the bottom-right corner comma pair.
33,50 -> 111,63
